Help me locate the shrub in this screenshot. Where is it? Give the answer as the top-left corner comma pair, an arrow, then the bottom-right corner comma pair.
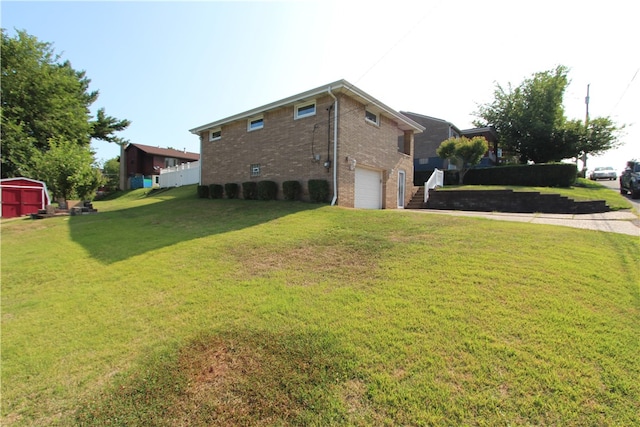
225,183 -> 239,199
282,180 -> 301,201
257,181 -> 278,201
242,181 -> 257,200
197,185 -> 209,199
464,163 -> 577,187
308,179 -> 330,203
209,184 -> 224,199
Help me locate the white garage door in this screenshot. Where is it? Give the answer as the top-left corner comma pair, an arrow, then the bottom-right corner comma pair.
355,167 -> 382,209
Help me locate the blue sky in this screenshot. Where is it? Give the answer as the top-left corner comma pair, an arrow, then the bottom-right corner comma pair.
2,0 -> 638,170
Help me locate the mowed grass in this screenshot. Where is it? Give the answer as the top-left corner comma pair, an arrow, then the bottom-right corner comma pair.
439,178 -> 633,211
2,185 -> 639,426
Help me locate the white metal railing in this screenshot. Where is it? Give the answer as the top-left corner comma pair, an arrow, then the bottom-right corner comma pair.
424,168 -> 444,203
158,161 -> 200,188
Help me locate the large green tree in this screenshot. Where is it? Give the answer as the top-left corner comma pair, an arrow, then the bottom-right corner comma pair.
1,29 -> 130,178
474,66 -> 621,165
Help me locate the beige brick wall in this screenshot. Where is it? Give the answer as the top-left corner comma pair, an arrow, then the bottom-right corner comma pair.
200,95 -> 336,201
336,95 -> 414,208
199,91 -> 415,208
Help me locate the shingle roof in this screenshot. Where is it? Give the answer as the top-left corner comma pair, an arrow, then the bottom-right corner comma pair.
126,143 -> 199,161
189,79 -> 425,134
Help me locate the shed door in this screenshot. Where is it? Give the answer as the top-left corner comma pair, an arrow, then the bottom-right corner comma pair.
1,188 -> 21,218
355,167 -> 382,209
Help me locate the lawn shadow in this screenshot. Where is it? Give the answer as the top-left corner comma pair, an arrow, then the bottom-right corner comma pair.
68,190 -> 323,264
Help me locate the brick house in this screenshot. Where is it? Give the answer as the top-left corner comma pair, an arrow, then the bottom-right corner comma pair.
400,112 -> 498,185
190,80 -> 424,209
123,143 -> 200,189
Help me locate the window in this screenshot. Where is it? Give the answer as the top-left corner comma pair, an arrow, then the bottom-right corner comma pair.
165,158 -> 178,168
209,128 -> 221,141
295,101 -> 316,119
365,110 -> 379,125
248,116 -> 264,131
250,163 -> 261,177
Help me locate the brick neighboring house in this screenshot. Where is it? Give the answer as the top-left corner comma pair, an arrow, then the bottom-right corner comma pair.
123,143 -> 199,189
400,112 -> 498,185
190,80 -> 424,209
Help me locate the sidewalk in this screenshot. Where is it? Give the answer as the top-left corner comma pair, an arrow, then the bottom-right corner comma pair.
406,209 -> 640,236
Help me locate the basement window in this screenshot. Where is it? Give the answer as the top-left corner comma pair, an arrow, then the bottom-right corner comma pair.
209,128 -> 221,141
295,101 -> 316,119
365,110 -> 379,126
248,116 -> 264,132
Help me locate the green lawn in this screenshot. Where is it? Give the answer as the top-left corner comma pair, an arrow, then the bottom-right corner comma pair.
438,178 -> 633,211
2,185 -> 639,426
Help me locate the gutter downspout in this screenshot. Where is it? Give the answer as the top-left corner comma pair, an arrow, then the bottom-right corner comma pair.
328,86 -> 338,206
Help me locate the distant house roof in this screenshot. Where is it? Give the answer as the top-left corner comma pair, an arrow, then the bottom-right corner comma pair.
190,79 -> 425,134
126,143 -> 199,161
400,111 -> 462,134
460,126 -> 498,142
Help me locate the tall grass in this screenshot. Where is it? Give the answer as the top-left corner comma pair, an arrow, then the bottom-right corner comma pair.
2,185 -> 638,426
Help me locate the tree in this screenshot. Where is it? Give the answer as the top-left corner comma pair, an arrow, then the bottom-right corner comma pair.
102,157 -> 121,191
31,138 -> 104,204
437,136 -> 488,184
577,117 -> 623,170
475,65 -> 569,164
0,29 -> 130,178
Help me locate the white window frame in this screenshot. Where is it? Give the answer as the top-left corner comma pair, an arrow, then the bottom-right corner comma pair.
209,128 -> 221,141
365,110 -> 379,126
294,100 -> 316,120
247,116 -> 264,132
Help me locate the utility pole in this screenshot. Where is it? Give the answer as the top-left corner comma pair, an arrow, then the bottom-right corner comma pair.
585,84 -> 590,127
581,84 -> 590,173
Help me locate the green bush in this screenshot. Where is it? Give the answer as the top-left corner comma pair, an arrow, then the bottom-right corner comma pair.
257,181 -> 278,201
242,181 -> 257,200
282,180 -> 301,201
197,185 -> 209,199
464,163 -> 577,187
209,184 -> 224,199
225,183 -> 239,199
308,179 -> 330,203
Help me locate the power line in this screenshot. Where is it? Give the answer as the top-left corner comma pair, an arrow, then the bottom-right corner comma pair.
355,1 -> 443,84
610,67 -> 639,115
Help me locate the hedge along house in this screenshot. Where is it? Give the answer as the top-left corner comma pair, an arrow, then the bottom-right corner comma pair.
190,80 -> 424,209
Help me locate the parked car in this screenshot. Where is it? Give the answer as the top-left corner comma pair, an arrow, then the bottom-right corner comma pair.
589,166 -> 617,180
620,160 -> 640,199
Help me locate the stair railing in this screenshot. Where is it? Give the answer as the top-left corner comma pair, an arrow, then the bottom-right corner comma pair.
424,168 -> 444,203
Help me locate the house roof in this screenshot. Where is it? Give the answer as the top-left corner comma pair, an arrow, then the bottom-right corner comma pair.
400,111 -> 462,134
189,79 -> 425,134
126,143 -> 200,161
460,126 -> 498,142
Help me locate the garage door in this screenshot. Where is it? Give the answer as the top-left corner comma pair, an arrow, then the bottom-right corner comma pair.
355,167 -> 382,209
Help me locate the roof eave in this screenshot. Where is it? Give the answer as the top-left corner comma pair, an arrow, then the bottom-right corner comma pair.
189,79 -> 424,135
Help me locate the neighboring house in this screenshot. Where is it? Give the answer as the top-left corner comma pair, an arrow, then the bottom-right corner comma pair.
190,80 -> 424,209
400,112 -> 498,185
123,143 -> 200,189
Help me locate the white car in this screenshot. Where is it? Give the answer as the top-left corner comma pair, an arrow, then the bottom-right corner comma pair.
589,166 -> 617,181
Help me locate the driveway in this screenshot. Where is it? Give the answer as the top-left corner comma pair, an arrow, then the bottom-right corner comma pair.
597,178 -> 640,212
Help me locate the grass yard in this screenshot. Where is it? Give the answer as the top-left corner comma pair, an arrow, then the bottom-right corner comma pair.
439,178 -> 633,211
2,185 -> 639,426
